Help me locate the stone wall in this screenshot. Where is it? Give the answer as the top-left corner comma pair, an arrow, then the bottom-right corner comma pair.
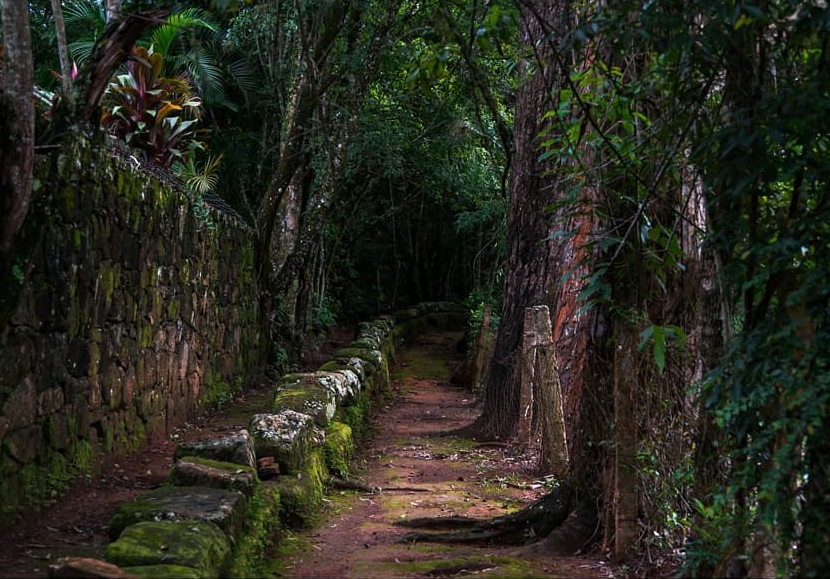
0,137 -> 264,520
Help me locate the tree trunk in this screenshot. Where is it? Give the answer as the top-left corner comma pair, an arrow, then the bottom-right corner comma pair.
530,306 -> 568,477
477,0 -> 571,440
612,320 -> 639,560
0,0 -> 35,254
50,0 -> 73,95
106,0 -> 122,23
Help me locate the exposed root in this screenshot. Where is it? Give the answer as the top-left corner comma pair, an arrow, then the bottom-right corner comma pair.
330,477 -> 379,493
512,506 -> 598,557
426,561 -> 497,576
393,484 -> 573,545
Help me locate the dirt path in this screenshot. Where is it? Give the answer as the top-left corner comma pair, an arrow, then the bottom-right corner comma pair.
280,330 -> 616,579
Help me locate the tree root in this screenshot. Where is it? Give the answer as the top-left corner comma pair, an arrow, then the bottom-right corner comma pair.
394,484 -> 574,545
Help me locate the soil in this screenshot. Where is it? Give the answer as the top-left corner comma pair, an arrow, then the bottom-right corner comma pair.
0,327 -> 617,579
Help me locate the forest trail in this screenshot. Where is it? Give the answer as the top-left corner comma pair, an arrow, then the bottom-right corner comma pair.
279,330 -> 614,579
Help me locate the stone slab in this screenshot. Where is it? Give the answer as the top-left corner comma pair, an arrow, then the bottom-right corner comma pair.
173,429 -> 256,469
107,485 -> 246,542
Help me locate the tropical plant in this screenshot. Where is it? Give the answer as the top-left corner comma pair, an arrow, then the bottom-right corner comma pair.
101,45 -> 203,167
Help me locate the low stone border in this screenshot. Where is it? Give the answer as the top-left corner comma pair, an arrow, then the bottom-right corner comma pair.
48,302 -> 463,578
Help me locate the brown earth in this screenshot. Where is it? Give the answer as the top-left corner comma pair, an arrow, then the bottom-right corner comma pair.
0,327 -> 617,578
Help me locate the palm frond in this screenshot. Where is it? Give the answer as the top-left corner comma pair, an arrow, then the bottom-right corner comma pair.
185,51 -> 226,105
226,59 -> 257,105
150,8 -> 219,56
63,0 -> 106,31
68,39 -> 98,65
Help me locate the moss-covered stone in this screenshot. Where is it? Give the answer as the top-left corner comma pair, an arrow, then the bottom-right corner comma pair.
274,377 -> 337,427
107,485 -> 247,541
249,411 -> 322,473
227,481 -> 282,578
173,430 -> 257,470
272,448 -> 328,529
323,421 -> 354,478
105,520 -> 230,577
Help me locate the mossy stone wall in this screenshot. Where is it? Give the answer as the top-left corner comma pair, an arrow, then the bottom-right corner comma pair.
0,139 -> 263,521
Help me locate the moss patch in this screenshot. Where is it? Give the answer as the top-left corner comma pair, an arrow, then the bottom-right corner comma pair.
227,481 -> 282,578
323,421 -> 354,478
105,520 -> 230,577
387,554 -> 557,578
106,485 -> 247,541
272,448 -> 329,529
396,345 -> 451,381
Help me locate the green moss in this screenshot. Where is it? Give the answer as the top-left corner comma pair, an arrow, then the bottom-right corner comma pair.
227,482 -> 282,578
323,422 -> 354,478
274,382 -> 334,424
263,529 -> 312,578
333,348 -> 379,372
273,449 -> 328,529
106,520 -> 231,577
201,379 -> 238,409
395,344 -> 451,381
387,555 -> 555,578
0,438 -> 95,523
339,393 -> 370,439
140,323 -> 153,349
121,565 -> 200,579
166,297 -> 181,319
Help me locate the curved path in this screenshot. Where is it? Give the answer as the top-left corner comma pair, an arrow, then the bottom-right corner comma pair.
280,330 -> 614,579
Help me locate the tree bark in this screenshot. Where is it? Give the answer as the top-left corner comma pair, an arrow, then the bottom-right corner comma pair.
0,0 -> 36,254
532,307 -> 568,477
612,321 -> 639,560
50,0 -> 73,95
477,0 -> 571,440
106,0 -> 122,24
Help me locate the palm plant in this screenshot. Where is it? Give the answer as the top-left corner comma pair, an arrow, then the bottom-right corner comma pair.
63,1 -> 252,110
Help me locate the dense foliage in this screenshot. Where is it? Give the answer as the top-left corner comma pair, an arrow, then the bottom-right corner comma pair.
5,0 -> 830,575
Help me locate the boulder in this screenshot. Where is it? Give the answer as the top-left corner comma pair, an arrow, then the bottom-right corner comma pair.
274,374 -> 338,426
107,486 -> 247,542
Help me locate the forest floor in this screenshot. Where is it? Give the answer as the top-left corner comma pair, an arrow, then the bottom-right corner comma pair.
0,328 -> 618,578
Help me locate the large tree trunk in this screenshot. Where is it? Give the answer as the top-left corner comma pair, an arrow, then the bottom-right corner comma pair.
0,0 -> 35,254
477,0 -> 571,440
